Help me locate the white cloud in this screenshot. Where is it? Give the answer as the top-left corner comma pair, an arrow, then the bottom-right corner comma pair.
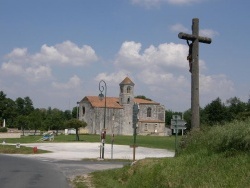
6,48 -> 28,58
0,39 -> 234,112
170,24 -> 219,39
200,29 -> 219,38
1,41 -> 98,82
110,40 -> 235,111
199,74 -> 235,107
139,68 -> 189,87
33,41 -> 98,66
26,65 -> 52,82
170,23 -> 189,33
1,61 -> 24,75
131,0 -> 203,7
167,0 -> 202,5
115,41 -> 188,70
95,70 -> 131,85
200,74 -> 234,95
52,75 -> 81,90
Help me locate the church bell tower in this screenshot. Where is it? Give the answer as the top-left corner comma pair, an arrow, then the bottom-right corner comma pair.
119,77 -> 135,105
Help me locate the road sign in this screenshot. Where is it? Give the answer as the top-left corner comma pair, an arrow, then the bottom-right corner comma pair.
171,119 -> 187,130
133,103 -> 139,128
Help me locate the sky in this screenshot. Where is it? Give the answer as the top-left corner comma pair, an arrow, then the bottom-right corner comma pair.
0,0 -> 250,112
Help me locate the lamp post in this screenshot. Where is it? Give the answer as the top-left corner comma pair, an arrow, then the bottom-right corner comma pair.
111,114 -> 115,159
98,80 -> 107,159
76,102 -> 80,119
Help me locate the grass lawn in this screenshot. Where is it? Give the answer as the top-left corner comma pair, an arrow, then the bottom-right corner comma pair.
0,144 -> 50,154
2,134 -> 178,150
89,152 -> 250,188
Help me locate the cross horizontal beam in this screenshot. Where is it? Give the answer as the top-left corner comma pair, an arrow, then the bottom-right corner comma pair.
178,32 -> 212,44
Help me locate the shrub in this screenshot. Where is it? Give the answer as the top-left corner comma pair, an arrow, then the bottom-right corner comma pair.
179,119 -> 250,156
207,119 -> 250,154
0,127 -> 7,132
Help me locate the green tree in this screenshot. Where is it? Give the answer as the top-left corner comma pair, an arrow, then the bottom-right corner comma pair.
226,97 -> 247,120
28,109 -> 42,135
44,108 -> 64,134
183,109 -> 191,130
24,96 -> 34,115
0,92 -> 17,127
0,91 -> 7,118
135,95 -> 152,101
64,119 -> 87,141
15,97 -> 25,116
15,115 -> 29,136
71,107 -> 77,118
203,98 -> 229,125
64,110 -> 72,120
15,97 -> 34,116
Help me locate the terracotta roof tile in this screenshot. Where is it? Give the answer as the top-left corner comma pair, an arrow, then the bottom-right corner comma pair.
134,98 -> 160,105
82,96 -> 123,109
139,119 -> 165,123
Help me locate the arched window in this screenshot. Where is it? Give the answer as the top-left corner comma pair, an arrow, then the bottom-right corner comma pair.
82,107 -> 85,116
120,86 -> 123,93
127,86 -> 131,93
147,107 -> 152,117
127,97 -> 130,104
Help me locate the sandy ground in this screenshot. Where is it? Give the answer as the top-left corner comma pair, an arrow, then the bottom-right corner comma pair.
15,142 -> 175,160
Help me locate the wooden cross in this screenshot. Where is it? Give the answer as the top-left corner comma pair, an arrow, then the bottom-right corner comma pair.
178,18 -> 212,130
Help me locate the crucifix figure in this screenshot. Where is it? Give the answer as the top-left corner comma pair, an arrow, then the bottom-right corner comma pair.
178,18 -> 212,130
186,40 -> 193,73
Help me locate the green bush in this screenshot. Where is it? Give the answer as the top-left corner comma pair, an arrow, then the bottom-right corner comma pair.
180,119 -> 250,156
0,127 -> 7,132
207,119 -> 250,154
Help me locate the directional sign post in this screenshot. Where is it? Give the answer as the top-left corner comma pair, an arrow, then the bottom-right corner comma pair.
171,115 -> 187,154
131,103 -> 139,161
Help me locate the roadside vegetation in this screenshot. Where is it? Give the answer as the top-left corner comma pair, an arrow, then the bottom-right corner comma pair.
0,144 -> 50,154
77,119 -> 250,188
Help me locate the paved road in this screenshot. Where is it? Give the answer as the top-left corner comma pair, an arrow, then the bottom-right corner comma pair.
0,155 -> 69,188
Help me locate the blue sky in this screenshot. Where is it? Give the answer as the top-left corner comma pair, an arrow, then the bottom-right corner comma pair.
0,0 -> 249,112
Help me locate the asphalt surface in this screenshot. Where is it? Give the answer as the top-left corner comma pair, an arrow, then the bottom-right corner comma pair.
0,154 -> 69,188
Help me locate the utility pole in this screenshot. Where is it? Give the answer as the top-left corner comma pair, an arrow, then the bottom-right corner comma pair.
178,18 -> 212,130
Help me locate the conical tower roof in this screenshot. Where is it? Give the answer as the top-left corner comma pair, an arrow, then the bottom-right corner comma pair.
119,77 -> 135,86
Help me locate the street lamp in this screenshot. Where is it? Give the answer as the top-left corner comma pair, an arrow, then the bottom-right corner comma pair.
76,101 -> 80,119
98,80 -> 107,159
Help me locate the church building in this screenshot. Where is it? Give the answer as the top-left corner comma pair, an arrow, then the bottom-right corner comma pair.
78,77 -> 166,136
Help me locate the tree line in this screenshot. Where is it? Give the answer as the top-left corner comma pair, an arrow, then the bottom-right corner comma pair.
0,91 -> 86,138
166,97 -> 250,130
1,90 -> 250,134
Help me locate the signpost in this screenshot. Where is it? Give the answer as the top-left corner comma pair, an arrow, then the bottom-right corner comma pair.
131,103 -> 139,161
171,115 -> 187,154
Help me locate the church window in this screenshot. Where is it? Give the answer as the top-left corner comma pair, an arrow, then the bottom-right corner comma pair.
120,86 -> 123,93
147,107 -> 152,117
127,86 -> 131,93
82,107 -> 85,116
127,97 -> 130,104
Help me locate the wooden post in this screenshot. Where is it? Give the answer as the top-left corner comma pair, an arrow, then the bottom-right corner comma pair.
178,18 -> 212,130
